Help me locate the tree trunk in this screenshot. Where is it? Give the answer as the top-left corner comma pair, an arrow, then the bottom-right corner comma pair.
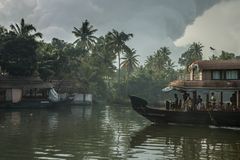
118,52 -> 121,95
118,52 -> 120,84
126,71 -> 129,96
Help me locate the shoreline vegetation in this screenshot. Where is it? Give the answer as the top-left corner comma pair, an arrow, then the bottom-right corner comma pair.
0,18 -> 239,105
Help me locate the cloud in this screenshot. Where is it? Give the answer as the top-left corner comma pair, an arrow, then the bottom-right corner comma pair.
0,0 -> 37,24
0,0 -> 220,64
175,0 -> 240,59
40,26 -> 74,43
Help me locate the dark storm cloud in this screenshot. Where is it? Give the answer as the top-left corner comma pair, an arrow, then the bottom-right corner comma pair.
88,0 -> 219,39
0,0 -> 221,63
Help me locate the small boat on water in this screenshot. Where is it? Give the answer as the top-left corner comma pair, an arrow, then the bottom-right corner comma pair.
129,60 -> 240,127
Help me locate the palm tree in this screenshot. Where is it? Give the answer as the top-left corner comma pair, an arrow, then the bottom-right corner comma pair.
93,36 -> 116,67
10,18 -> 42,39
163,59 -> 176,80
150,47 -> 171,73
92,36 -> 116,88
179,42 -> 203,69
145,55 -> 154,68
121,48 -> 139,78
189,42 -> 203,57
219,51 -> 235,60
209,55 -> 218,60
106,29 -> 133,85
121,48 -> 139,94
72,19 -> 98,51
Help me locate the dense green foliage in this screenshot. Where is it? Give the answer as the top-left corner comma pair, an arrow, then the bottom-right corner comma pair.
209,50 -> 238,60
0,19 -> 239,103
0,19 -> 42,76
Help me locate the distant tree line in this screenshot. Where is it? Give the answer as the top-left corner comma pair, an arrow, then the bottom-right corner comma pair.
0,18 -> 239,103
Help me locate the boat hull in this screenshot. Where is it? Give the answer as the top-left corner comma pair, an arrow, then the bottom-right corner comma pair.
129,95 -> 240,127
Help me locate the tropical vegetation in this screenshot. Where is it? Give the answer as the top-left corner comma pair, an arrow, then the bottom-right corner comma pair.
0,18 -> 239,103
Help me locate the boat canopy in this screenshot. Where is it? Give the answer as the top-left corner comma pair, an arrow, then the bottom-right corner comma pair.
169,80 -> 240,90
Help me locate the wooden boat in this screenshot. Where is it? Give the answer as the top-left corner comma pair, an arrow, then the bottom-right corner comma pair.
129,95 -> 240,127
129,60 -> 240,127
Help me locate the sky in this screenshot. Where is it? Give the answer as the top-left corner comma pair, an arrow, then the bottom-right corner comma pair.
0,0 -> 239,64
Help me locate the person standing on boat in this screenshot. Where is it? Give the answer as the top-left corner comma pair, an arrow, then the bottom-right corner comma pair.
183,92 -> 188,102
184,93 -> 192,111
230,93 -> 236,107
210,92 -> 216,109
197,95 -> 203,110
182,92 -> 188,109
174,94 -> 178,110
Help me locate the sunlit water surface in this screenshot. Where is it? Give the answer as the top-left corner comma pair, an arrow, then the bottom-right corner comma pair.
0,104 -> 240,160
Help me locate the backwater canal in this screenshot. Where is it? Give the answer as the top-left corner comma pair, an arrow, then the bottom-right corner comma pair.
0,104 -> 240,160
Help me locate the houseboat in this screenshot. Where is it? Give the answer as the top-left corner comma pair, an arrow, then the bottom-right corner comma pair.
0,76 -> 66,108
129,60 -> 240,127
52,80 -> 93,105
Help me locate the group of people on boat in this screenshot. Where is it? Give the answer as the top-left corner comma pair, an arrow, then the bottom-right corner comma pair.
166,91 -> 240,112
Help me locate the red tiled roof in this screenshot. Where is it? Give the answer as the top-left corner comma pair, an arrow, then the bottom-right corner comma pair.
190,60 -> 240,70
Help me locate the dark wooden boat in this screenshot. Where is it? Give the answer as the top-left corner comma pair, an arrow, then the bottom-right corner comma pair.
129,95 -> 240,127
129,60 -> 240,127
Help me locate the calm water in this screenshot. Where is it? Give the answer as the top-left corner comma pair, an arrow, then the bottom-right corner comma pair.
0,104 -> 240,160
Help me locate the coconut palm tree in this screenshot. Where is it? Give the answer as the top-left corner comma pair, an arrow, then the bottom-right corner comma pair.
10,18 -> 42,39
72,19 -> 98,51
153,47 -> 171,72
121,48 -> 139,78
179,42 -> 203,69
145,55 -> 154,68
209,55 -> 218,60
106,29 -> 133,85
121,48 -> 139,94
219,51 -> 235,60
189,42 -> 203,57
91,36 -> 116,88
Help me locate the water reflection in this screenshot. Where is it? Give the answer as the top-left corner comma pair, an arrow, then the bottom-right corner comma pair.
0,105 -> 239,160
129,124 -> 240,160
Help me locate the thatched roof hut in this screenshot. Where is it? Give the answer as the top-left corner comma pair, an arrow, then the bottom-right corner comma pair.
0,76 -> 53,89
50,80 -> 86,93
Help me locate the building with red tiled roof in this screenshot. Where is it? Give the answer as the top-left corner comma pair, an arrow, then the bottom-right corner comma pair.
168,60 -> 240,109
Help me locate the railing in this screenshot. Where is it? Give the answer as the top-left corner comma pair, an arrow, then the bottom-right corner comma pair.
178,74 -> 190,80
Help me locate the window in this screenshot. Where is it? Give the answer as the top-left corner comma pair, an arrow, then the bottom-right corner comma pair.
212,71 -> 221,80
22,88 -> 47,98
0,89 -> 6,102
226,70 -> 238,80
